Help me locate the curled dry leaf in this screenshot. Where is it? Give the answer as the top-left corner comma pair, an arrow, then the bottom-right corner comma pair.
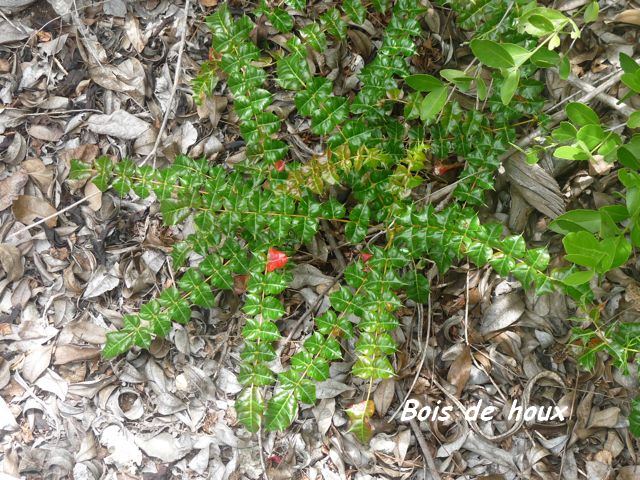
84,182 -> 102,211
447,345 -> 472,397
124,13 -> 145,53
21,345 -> 53,383
613,10 -> 640,26
0,170 -> 28,211
27,124 -> 63,142
373,378 -> 395,416
0,133 -> 26,165
12,194 -> 57,228
0,243 -> 24,282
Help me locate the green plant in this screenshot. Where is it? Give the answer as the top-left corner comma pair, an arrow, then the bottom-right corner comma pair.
70,0 -> 590,440
531,53 -> 640,434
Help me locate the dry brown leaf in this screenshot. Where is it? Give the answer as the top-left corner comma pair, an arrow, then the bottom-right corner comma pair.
199,0 -> 218,6
448,345 -> 471,397
613,9 -> 640,26
480,292 -> 525,335
124,13 -> 145,53
86,110 -> 151,140
0,133 -> 26,164
0,170 -> 28,211
27,124 -> 63,142
53,345 -> 101,364
373,378 -> 395,416
84,182 -> 102,211
22,158 -> 54,191
12,194 -> 57,227
22,345 -> 53,382
0,243 -> 24,282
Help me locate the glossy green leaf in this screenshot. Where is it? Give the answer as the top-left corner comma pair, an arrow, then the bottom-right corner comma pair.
469,39 -> 514,69
264,389 -> 298,431
566,102 -> 600,126
405,74 -> 443,92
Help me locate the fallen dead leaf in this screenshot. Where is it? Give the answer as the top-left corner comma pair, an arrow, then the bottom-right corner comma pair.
448,345 -> 472,397
0,243 -> 24,282
12,194 -> 57,228
0,170 -> 28,211
86,110 -> 152,140
613,9 -> 640,26
480,292 -> 525,335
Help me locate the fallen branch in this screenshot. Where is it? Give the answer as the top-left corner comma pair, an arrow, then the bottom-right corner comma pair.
566,72 -> 635,118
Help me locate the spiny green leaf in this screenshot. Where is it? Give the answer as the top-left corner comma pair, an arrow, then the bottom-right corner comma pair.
236,386 -> 263,433
103,330 -> 135,359
265,389 -> 298,431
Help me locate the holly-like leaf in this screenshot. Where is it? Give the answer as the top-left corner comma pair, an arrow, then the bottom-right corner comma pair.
139,300 -> 172,337
295,77 -> 333,117
277,53 -> 311,90
352,355 -> 395,379
291,350 -> 329,381
311,96 -> 349,135
346,400 -> 375,443
158,287 -> 191,324
243,318 -> 282,342
236,386 -> 263,433
342,0 -> 366,24
321,8 -> 347,39
299,23 -> 327,52
103,330 -> 135,359
178,270 -> 216,308
345,204 -> 370,243
264,389 -> 298,431
266,8 -> 293,32
243,294 -> 285,320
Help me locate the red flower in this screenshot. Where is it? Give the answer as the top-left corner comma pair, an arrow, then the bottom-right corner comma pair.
360,252 -> 373,263
266,247 -> 288,272
274,160 -> 286,172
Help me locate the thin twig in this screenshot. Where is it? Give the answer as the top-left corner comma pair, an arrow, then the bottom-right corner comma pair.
406,414 -> 442,480
142,0 -> 192,167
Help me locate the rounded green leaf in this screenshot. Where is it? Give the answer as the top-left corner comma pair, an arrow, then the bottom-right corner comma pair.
566,102 -> 600,126
404,74 -> 443,92
469,39 -> 514,69
419,87 -> 448,122
561,269 -> 594,286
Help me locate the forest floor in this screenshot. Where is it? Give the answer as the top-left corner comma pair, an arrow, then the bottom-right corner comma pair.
1,0 -> 640,479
